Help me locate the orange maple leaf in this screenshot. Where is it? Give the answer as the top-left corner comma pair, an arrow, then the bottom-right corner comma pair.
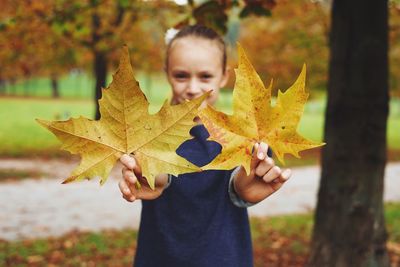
199,44 -> 325,174
37,46 -> 207,189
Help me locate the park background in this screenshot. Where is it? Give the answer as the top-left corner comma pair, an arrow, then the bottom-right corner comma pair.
0,0 -> 399,266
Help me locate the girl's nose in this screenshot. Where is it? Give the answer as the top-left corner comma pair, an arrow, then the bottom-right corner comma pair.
186,79 -> 201,96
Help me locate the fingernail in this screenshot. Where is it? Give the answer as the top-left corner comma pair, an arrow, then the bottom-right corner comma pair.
283,169 -> 292,179
261,142 -> 268,151
273,178 -> 279,183
252,143 -> 259,155
258,152 -> 264,160
129,163 -> 135,170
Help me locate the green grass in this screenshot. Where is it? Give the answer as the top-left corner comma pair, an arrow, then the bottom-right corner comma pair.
6,73 -> 94,99
1,202 -> 399,266
3,72 -> 172,101
386,202 -> 400,242
252,202 -> 400,243
0,98 -> 93,157
251,213 -> 313,239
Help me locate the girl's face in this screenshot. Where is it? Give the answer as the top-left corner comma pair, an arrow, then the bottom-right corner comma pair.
166,37 -> 229,106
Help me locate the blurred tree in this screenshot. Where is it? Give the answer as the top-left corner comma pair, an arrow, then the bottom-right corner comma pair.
1,0 -> 171,117
307,0 -> 390,266
174,0 -> 277,34
44,0 -> 140,119
239,0 -> 329,94
389,3 -> 400,97
0,1 -> 79,98
45,0 -> 176,119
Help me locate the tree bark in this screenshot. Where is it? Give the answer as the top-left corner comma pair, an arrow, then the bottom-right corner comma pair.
307,0 -> 390,267
50,74 -> 60,98
93,50 -> 107,120
91,7 -> 108,120
0,79 -> 5,95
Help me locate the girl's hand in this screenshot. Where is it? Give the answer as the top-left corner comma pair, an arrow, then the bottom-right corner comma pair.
118,154 -> 168,202
233,142 -> 292,204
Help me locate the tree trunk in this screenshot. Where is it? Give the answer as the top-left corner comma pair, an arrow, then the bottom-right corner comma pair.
307,1 -> 390,267
93,51 -> 107,120
0,79 -> 5,95
51,74 -> 60,98
90,6 -> 108,120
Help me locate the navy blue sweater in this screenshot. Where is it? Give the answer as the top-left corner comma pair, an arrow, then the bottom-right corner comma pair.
134,124 -> 253,267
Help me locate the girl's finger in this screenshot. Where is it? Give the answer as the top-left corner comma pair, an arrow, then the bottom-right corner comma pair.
249,143 -> 260,171
120,154 -> 143,179
257,142 -> 268,160
120,154 -> 135,168
264,169 -> 291,194
123,170 -> 138,185
262,166 -> 282,183
279,169 -> 292,183
254,157 -> 274,177
119,180 -> 133,199
122,166 -> 127,175
250,142 -> 269,171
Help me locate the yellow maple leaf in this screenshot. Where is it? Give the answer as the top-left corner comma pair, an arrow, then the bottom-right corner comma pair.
37,46 -> 206,189
199,44 -> 325,174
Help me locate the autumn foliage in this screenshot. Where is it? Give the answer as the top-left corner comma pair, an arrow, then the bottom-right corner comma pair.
37,47 -> 205,188
200,44 -> 324,173
37,45 -> 323,188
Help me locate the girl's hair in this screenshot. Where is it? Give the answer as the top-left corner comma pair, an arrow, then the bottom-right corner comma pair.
165,25 -> 227,73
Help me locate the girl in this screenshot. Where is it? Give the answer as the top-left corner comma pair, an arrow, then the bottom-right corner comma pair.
118,25 -> 292,267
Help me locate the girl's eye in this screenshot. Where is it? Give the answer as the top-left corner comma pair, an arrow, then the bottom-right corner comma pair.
174,73 -> 188,80
200,74 -> 213,80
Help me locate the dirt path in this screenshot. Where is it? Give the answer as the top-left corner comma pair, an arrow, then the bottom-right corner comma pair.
1,158 -> 399,241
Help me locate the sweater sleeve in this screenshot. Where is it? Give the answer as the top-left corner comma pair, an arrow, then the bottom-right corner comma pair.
228,167 -> 256,208
165,174 -> 173,189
